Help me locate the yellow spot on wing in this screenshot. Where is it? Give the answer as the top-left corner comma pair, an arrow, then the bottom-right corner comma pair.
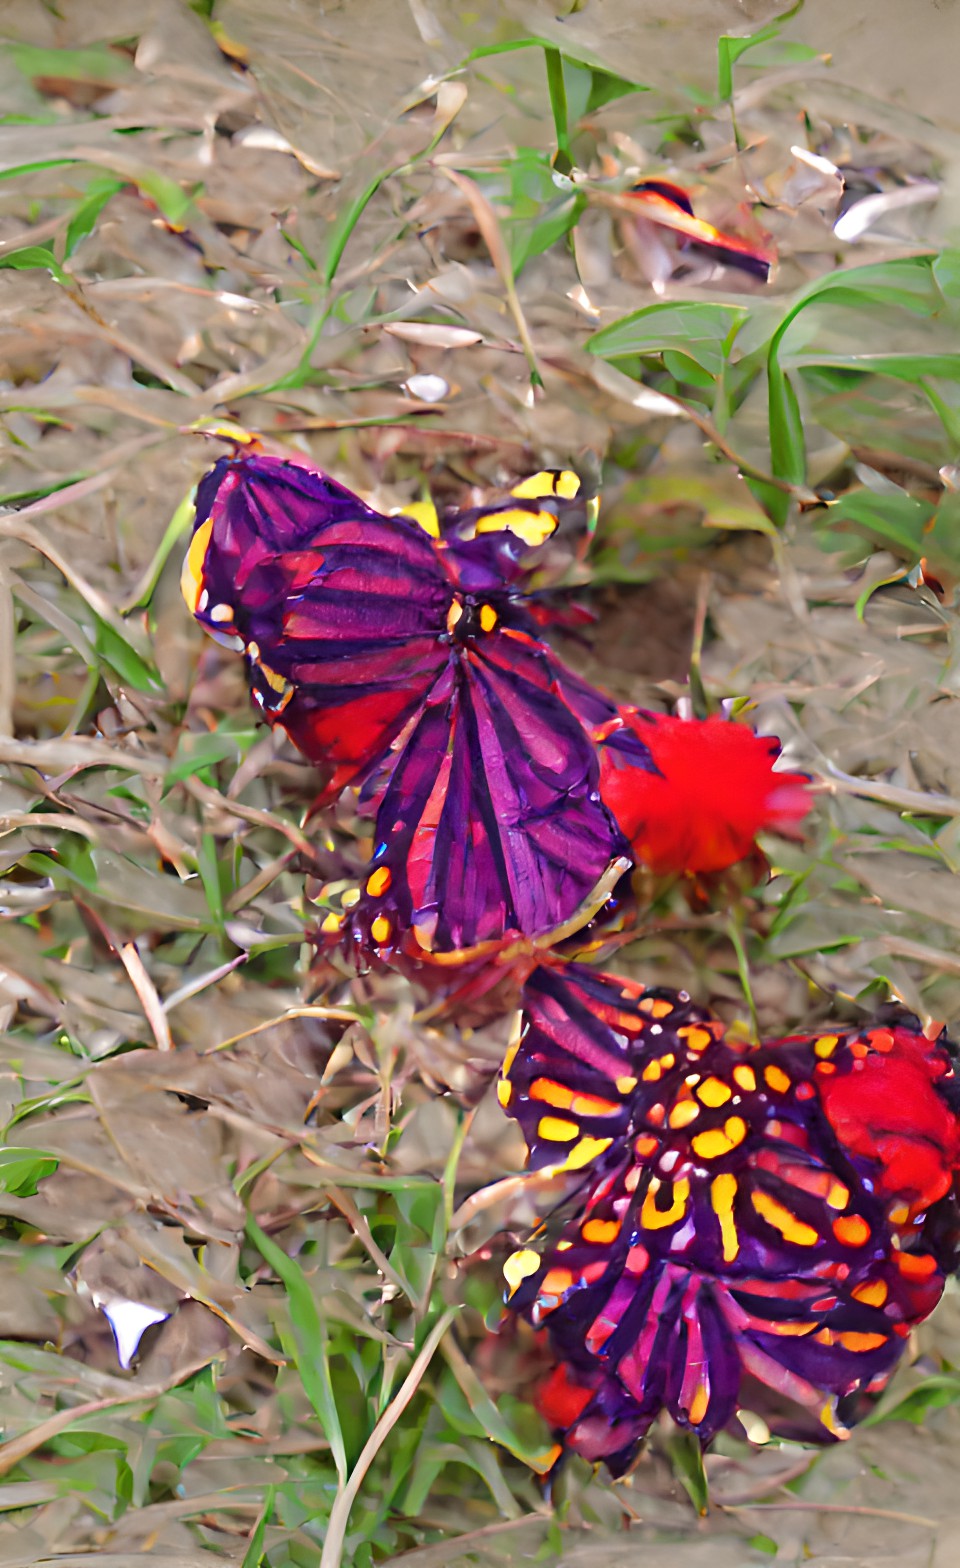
181,514 -> 211,613
616,1075 -> 638,1093
446,600 -> 463,633
528,1078 -> 620,1116
504,1249 -> 541,1294
370,914 -> 391,944
752,1190 -> 819,1245
732,1063 -> 757,1092
640,1176 -> 690,1230
537,1115 -> 579,1143
556,1135 -> 612,1172
399,499 -> 440,537
852,1280 -> 888,1307
668,1100 -> 699,1129
496,1078 -> 512,1108
711,1172 -> 739,1262
320,912 -> 344,934
582,1217 -> 621,1245
764,1064 -> 792,1094
366,866 -> 392,897
697,1077 -> 732,1108
814,1034 -> 839,1058
511,469 -> 580,500
479,603 -> 498,632
501,1015 -> 523,1077
691,1116 -> 747,1159
687,1383 -> 710,1427
476,507 -> 557,547
678,1024 -> 712,1050
826,1181 -> 849,1210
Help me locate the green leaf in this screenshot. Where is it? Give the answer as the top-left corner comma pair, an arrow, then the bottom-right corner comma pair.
0,1147 -> 59,1196
65,175 -> 124,258
766,255 -> 941,492
543,48 -> 572,172
240,1486 -> 275,1567
933,247 -> 960,306
748,1533 -> 779,1556
0,245 -> 70,287
92,614 -> 162,694
588,301 -> 747,376
122,484 -> 197,612
131,168 -> 195,226
717,0 -> 804,99
767,363 -> 805,487
12,43 -> 132,83
863,1373 -> 960,1427
164,728 -> 258,788
245,1216 -> 348,1482
816,490 -> 934,559
584,64 -> 647,113
666,1430 -> 709,1515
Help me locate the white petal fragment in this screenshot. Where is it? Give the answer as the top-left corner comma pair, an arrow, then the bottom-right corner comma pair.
102,1297 -> 171,1368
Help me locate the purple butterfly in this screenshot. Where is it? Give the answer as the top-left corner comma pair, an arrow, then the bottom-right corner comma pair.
182,445 -> 653,959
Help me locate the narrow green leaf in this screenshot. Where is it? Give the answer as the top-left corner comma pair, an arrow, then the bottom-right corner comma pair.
121,484 -> 197,612
131,168 -> 195,226
65,175 -> 124,258
323,168 -> 393,287
543,48 -> 572,172
246,1216 -> 348,1482
666,1430 -> 709,1515
240,1485 -> 275,1567
92,614 -> 162,694
816,490 -> 934,557
717,0 -> 804,99
0,245 -> 70,287
164,729 -> 257,788
197,833 -> 226,931
767,363 -> 805,487
12,43 -> 131,83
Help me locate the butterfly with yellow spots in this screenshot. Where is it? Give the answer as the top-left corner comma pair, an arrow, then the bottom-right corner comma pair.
500,960 -> 960,1473
182,440 -> 655,960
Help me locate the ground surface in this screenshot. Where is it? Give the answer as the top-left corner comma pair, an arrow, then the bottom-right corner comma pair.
2,1 -> 960,1564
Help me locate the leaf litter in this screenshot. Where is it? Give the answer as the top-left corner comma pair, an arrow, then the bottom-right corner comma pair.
2,0 -> 960,1562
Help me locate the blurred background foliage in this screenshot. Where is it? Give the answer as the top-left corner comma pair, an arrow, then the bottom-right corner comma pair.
3,0 -> 960,1563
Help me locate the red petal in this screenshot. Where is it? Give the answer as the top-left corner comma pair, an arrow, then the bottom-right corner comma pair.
599,710 -> 810,874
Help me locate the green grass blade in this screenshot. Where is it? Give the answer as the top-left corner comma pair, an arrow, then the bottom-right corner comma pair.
543,47 -> 572,173
246,1216 -> 348,1483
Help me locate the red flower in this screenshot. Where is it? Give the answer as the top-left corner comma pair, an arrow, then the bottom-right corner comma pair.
597,709 -> 810,875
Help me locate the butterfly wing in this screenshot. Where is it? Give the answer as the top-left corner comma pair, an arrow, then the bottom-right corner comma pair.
183,448 -> 453,799
342,634 -> 632,956
503,965 -> 960,1468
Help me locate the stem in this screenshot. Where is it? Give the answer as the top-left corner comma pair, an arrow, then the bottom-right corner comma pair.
320,1308 -> 457,1568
